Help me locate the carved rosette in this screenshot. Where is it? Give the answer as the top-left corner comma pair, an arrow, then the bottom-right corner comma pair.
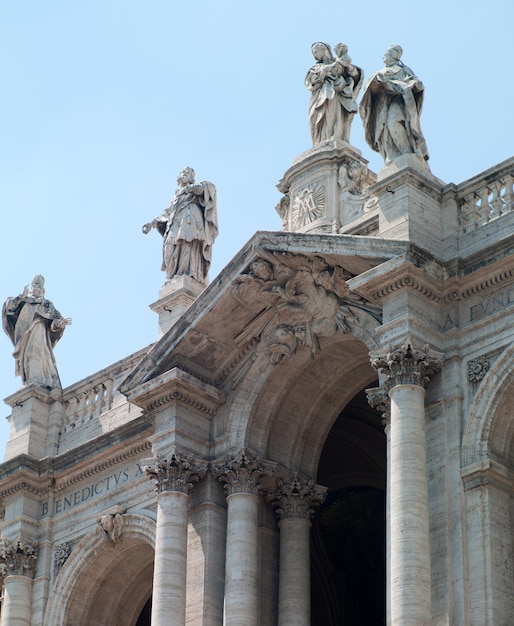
370,343 -> 443,390
366,386 -> 391,427
144,450 -> 207,494
212,449 -> 276,496
468,355 -> 489,382
0,538 -> 38,578
266,473 -> 327,521
54,542 -> 71,567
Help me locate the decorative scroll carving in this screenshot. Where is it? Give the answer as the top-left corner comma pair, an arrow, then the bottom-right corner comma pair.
100,514 -> 124,543
291,182 -> 325,228
266,473 -> 327,521
54,542 -> 71,566
212,449 -> 275,496
468,355 -> 489,382
366,386 -> 391,427
370,343 -> 443,389
0,538 -> 38,578
144,449 -> 207,494
233,252 -> 380,370
275,194 -> 290,229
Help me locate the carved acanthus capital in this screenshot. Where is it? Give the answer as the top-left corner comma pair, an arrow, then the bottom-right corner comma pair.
144,449 -> 207,494
0,538 -> 38,578
212,449 -> 276,496
365,386 -> 391,427
266,473 -> 327,521
370,343 -> 443,390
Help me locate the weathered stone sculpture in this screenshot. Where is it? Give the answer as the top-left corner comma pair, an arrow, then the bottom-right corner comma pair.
143,167 -> 218,284
360,45 -> 429,165
2,275 -> 71,389
305,42 -> 363,145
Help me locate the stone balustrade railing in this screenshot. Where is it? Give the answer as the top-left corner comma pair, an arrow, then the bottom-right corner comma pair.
457,157 -> 514,233
60,348 -> 148,435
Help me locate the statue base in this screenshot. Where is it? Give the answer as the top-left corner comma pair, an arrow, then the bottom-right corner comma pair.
150,276 -> 205,338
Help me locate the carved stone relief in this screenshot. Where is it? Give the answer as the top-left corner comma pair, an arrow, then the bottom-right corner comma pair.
266,473 -> 327,521
144,449 -> 207,494
232,252 -> 380,374
54,541 -> 72,566
212,449 -> 276,496
370,343 -> 443,390
100,513 -> 124,543
291,182 -> 325,229
467,355 -> 489,382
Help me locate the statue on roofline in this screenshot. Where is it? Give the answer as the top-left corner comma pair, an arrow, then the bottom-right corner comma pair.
360,45 -> 429,165
305,42 -> 363,145
142,167 -> 218,285
2,275 -> 71,389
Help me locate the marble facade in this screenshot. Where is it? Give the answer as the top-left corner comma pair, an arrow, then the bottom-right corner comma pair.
2,58 -> 514,626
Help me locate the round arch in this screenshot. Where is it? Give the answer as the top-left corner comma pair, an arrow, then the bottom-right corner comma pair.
224,309 -> 380,476
43,514 -> 156,626
462,343 -> 514,468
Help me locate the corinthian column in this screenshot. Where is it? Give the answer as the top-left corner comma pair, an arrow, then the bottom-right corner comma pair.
145,449 -> 206,626
267,474 -> 327,626
370,342 -> 442,626
212,449 -> 275,626
0,538 -> 38,626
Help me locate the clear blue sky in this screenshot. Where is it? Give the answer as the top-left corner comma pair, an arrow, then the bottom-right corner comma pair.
1,0 -> 513,457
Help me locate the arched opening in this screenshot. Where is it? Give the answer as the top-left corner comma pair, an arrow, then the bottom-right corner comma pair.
311,387 -> 386,626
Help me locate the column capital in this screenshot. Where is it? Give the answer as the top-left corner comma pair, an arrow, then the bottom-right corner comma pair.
370,342 -> 443,390
266,473 -> 327,521
144,448 -> 207,494
212,449 -> 276,496
0,537 -> 38,579
366,386 -> 391,428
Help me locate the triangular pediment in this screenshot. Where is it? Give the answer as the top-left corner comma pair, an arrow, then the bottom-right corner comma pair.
120,231 -> 410,397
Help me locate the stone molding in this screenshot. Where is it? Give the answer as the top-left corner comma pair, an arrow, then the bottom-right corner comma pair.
370,342 -> 443,389
266,473 -> 327,521
212,449 -> 276,496
0,538 -> 38,578
144,449 -> 207,494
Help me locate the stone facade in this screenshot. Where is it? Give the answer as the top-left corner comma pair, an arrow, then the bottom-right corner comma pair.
2,88 -> 514,626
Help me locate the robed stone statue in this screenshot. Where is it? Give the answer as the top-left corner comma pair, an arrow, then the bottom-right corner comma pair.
3,275 -> 71,389
143,167 -> 218,285
360,45 -> 429,165
305,42 -> 363,145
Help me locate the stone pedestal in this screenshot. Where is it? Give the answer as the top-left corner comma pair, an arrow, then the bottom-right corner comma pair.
3,385 -> 63,461
277,140 -> 375,234
150,276 -> 205,338
145,451 -> 206,626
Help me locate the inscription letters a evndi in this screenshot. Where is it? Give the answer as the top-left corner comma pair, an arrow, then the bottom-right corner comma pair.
41,462 -> 144,516
469,287 -> 514,323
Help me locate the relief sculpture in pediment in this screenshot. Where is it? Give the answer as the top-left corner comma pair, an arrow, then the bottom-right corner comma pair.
232,252 -> 379,376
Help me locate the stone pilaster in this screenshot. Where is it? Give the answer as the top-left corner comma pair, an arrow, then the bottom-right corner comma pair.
266,474 -> 326,626
145,449 -> 206,626
370,342 -> 442,626
212,450 -> 275,626
0,538 -> 38,626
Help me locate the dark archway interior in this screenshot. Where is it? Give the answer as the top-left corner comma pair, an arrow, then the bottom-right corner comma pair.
135,596 -> 152,626
311,387 -> 386,626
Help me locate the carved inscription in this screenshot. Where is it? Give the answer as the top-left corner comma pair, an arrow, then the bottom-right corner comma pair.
468,287 -> 514,323
41,462 -> 145,517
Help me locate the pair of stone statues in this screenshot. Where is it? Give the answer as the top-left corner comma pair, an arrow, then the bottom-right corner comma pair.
306,43 -> 429,165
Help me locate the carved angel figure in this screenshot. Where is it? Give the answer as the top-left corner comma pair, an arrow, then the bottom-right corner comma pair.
143,167 -> 218,284
305,42 -> 363,145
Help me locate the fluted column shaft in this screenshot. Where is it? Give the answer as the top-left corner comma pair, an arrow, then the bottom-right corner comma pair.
144,450 -> 206,626
213,449 -> 275,626
267,474 -> 326,626
370,342 -> 442,626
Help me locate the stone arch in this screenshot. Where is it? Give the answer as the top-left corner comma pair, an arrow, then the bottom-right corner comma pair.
462,342 -> 514,468
224,308 -> 380,476
44,514 -> 156,626
460,344 -> 514,623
